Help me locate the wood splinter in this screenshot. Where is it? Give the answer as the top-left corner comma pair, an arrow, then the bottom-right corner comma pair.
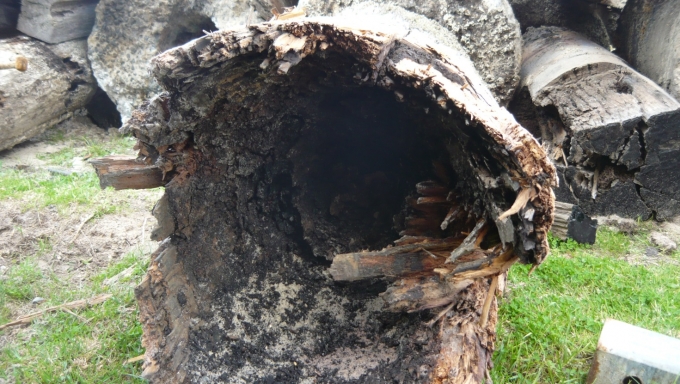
329,238 -> 462,281
446,219 -> 487,263
498,187 -> 536,221
479,275 -> 499,328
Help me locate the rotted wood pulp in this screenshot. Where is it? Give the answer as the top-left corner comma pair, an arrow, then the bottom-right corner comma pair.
117,15 -> 555,384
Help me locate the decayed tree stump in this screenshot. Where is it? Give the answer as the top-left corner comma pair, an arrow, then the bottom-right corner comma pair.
512,26 -> 680,220
111,12 -> 555,383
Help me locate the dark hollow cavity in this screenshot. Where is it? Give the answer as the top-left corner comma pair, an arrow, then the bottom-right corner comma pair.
86,86 -> 122,129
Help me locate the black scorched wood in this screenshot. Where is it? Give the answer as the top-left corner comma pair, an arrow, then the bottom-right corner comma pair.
512,26 -> 680,221
103,17 -> 555,384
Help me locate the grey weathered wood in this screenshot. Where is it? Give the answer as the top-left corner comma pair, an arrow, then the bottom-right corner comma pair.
17,0 -> 98,44
508,0 -> 624,49
299,0 -> 522,105
0,36 -> 96,152
514,26 -> 680,221
587,319 -> 680,384
620,0 -> 680,101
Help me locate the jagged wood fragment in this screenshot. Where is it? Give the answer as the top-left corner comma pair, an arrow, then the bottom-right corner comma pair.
446,220 -> 488,263
90,156 -> 165,190
330,238 -> 462,281
381,276 -> 474,312
498,187 -> 536,221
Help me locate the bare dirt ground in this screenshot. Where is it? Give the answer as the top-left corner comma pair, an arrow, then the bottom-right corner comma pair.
0,117 -> 162,352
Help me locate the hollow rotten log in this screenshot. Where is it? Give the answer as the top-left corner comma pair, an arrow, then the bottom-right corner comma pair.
108,11 -> 555,383
512,26 -> 680,221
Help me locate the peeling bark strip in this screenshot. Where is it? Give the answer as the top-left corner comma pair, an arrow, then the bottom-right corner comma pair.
119,16 -> 555,383
514,26 -> 680,220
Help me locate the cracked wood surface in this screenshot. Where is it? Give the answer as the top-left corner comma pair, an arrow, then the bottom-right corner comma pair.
515,26 -> 680,220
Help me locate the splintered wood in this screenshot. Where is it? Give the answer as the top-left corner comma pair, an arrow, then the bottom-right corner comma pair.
330,179 -> 519,311
90,155 -> 165,190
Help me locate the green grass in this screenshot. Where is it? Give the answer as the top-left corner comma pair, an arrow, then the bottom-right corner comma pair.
492,229 -> 680,383
0,252 -> 148,383
0,131 -> 156,382
36,135 -> 136,167
0,169 -> 122,217
37,132 -> 135,166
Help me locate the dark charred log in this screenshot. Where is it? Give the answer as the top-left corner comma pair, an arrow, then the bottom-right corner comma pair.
106,16 -> 555,384
512,26 -> 680,221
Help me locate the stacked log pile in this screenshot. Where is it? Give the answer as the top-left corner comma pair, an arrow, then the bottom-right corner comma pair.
512,26 -> 680,221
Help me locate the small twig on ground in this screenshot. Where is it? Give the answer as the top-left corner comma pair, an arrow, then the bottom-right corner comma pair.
125,355 -> 145,364
123,373 -> 149,381
60,307 -> 90,323
0,293 -> 112,330
103,265 -> 136,286
141,216 -> 148,247
69,213 -> 95,244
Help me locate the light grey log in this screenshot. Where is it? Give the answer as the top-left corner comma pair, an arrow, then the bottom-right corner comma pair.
587,319 -> 680,384
620,0 -> 680,101
514,26 -> 680,220
17,0 -> 99,44
0,36 -> 96,152
87,0 -> 275,123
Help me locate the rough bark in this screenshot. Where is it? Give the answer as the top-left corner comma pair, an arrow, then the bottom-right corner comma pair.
0,36 -> 96,152
17,0 -> 99,44
619,0 -> 680,101
299,0 -> 522,106
512,26 -> 680,220
116,15 -> 555,383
